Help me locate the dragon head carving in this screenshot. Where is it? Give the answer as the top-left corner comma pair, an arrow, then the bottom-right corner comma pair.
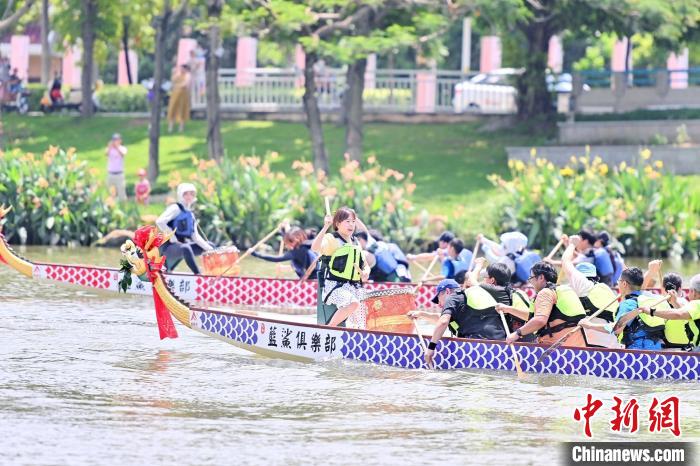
119,225 -> 174,288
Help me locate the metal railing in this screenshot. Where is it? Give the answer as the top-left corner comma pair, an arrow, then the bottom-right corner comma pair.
577,68 -> 700,89
191,68 -> 518,115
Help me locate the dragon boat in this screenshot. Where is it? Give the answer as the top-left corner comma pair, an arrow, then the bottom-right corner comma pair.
115,225 -> 699,381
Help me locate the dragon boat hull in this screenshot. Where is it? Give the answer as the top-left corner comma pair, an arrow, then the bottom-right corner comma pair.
185,304 -> 700,380
0,233 -> 479,309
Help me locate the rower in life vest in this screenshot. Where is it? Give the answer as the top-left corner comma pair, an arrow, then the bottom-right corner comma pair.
594,231 -> 625,286
449,261 -> 531,341
155,183 -> 213,274
504,261 -> 587,347
251,226 -> 318,278
478,231 -> 530,278
558,236 -> 620,322
440,238 -> 471,280
613,268 -> 666,350
310,207 -> 371,328
356,231 -> 411,283
645,273 -> 700,351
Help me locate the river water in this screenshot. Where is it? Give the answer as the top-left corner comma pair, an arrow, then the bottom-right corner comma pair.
1,247 -> 698,466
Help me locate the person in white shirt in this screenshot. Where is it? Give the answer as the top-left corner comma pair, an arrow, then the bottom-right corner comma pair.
156,183 -> 213,274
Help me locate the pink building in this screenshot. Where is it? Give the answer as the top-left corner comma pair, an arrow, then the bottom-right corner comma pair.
0,24 -> 62,83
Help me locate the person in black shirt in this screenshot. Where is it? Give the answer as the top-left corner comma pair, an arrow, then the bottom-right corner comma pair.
251,226 -> 318,278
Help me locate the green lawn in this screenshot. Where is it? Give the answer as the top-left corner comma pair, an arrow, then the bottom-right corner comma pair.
4,114 -> 544,235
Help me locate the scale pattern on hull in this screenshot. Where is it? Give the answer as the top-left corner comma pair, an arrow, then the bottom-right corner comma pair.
196,310 -> 259,346
196,312 -> 700,380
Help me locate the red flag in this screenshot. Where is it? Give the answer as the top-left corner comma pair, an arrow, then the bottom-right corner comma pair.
152,288 -> 178,340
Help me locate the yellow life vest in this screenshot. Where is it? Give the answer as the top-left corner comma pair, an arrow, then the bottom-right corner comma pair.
580,282 -> 619,321
530,285 -> 587,337
664,300 -> 700,348
618,294 -> 667,344
326,234 -> 364,283
512,290 -> 531,314
465,285 -> 498,310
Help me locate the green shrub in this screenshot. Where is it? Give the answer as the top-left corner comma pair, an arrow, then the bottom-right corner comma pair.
489,148 -> 700,257
0,147 -> 140,245
26,83 -> 47,111
168,153 -> 423,250
95,84 -> 148,112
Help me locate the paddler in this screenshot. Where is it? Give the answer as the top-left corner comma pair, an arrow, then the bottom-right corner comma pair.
498,261 -> 588,347
578,267 -> 666,350
638,274 -> 700,351
311,206 -> 371,328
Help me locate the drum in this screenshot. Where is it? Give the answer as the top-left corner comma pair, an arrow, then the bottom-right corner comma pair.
201,246 -> 240,276
363,288 -> 417,333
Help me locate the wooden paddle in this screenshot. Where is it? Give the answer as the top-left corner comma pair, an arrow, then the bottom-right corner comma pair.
498,311 -> 525,379
274,233 -> 285,278
215,222 -> 283,279
611,295 -> 670,335
413,320 -> 433,370
412,254 -> 439,293
536,293 -> 622,364
468,238 -> 481,271
545,240 -> 564,260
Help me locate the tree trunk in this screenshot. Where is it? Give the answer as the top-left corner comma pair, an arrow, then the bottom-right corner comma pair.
122,17 -> 132,85
205,0 -> 223,162
516,21 -> 553,122
302,51 -> 329,174
148,0 -> 172,184
40,0 -> 50,85
80,0 -> 98,116
344,57 -> 366,162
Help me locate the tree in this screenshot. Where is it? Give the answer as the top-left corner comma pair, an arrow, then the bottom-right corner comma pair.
244,1 -> 385,173
204,0 -> 223,161
246,1 -> 464,167
475,0 -> 700,124
0,0 -> 35,35
41,0 -> 50,85
53,0 -> 119,116
80,0 -> 98,116
147,0 -> 188,183
333,4 -> 460,162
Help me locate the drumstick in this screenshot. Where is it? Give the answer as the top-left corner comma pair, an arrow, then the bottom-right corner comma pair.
325,197 -> 331,217
215,222 -> 281,279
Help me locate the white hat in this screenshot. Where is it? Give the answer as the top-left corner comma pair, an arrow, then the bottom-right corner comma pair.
176,183 -> 197,204
500,231 -> 528,255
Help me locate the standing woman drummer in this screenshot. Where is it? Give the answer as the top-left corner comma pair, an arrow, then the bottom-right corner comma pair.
156,183 -> 213,274
311,206 -> 371,328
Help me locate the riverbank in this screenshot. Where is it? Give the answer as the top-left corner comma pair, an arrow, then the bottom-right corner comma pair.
3,114 -> 544,236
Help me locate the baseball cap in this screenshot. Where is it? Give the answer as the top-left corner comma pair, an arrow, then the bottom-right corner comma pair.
431,279 -> 461,304
576,262 -> 597,278
111,133 -> 122,140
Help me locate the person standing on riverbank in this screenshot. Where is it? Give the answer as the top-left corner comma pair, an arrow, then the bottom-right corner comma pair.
106,133 -> 127,201
167,64 -> 191,133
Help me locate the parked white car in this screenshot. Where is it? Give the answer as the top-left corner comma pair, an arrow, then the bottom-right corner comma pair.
453,69 -> 588,114
453,68 -> 520,114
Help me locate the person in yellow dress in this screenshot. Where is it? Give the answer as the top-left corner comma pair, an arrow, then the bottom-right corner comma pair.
167,64 -> 191,133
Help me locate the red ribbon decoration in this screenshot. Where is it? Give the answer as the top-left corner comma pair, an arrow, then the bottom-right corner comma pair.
146,256 -> 178,340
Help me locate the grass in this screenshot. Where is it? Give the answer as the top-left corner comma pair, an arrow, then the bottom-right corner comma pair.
10,114 -> 696,241
3,114 -> 545,236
